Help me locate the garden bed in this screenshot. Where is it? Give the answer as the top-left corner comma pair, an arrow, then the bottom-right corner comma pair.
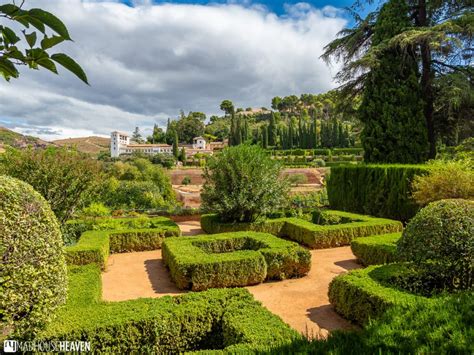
37,264 -> 300,353
162,232 -> 311,290
201,210 -> 402,249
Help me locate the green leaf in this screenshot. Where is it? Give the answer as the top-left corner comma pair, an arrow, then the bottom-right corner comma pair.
28,9 -> 71,40
24,31 -> 37,48
0,4 -> 20,16
0,57 -> 19,81
41,35 -> 64,50
2,26 -> 20,45
37,57 -> 58,74
5,47 -> 25,62
51,53 -> 88,84
25,15 -> 45,34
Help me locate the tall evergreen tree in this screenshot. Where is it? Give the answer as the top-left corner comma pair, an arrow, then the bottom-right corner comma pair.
358,0 -> 428,163
173,131 -> 179,159
268,113 -> 277,146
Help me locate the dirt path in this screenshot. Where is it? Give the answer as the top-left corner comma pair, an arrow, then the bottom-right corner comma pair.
102,220 -> 360,335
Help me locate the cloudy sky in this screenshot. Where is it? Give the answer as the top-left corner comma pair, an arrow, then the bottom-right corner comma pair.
0,0 -> 367,140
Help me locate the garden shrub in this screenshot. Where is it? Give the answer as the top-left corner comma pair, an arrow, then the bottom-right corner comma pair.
351,233 -> 401,266
201,211 -> 402,249
201,145 -> 289,223
0,176 -> 67,338
162,232 -> 311,290
35,264 -> 300,352
397,199 -> 474,291
65,216 -> 180,268
327,164 -> 429,221
81,202 -> 111,217
328,264 -> 428,325
411,159 -> 474,205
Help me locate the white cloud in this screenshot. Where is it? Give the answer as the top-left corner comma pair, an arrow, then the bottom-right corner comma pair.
0,0 -> 346,140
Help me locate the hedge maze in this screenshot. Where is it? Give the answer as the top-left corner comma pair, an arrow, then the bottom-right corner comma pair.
201,210 -> 403,249
162,232 -> 311,290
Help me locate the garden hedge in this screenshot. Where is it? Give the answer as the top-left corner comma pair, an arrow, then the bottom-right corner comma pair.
162,232 -> 311,290
0,176 -> 67,338
65,217 -> 180,268
351,233 -> 401,266
201,210 -> 402,249
35,264 -> 300,353
328,263 -> 430,325
327,164 -> 429,222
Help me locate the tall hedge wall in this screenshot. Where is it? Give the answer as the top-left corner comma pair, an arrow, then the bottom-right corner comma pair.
327,165 -> 429,222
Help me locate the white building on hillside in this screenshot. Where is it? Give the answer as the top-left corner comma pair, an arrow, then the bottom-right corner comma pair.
110,131 -> 217,158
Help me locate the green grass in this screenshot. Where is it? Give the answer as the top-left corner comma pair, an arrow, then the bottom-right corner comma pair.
201,210 -> 403,249
351,232 -> 401,266
162,232 -> 311,290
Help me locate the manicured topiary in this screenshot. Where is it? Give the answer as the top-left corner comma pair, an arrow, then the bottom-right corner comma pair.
397,199 -> 474,290
0,175 -> 67,338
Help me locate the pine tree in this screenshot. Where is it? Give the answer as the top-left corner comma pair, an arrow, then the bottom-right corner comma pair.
132,126 -> 143,143
359,0 -> 428,163
173,131 -> 179,159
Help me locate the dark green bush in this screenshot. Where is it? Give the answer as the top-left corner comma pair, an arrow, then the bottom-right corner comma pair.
328,264 -> 427,325
0,176 -> 67,338
201,211 -> 402,249
162,232 -> 311,290
351,233 -> 401,266
397,199 -> 474,290
36,264 -> 299,352
201,145 -> 289,223
327,164 -> 429,221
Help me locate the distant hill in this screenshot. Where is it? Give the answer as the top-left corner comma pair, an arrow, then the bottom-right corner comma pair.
53,136 -> 110,155
0,126 -> 53,150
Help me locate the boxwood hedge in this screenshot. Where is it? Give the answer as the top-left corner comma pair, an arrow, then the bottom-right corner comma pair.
35,264 -> 300,353
65,217 -> 180,269
351,233 -> 401,266
201,210 -> 402,249
162,232 -> 311,290
328,263 -> 431,325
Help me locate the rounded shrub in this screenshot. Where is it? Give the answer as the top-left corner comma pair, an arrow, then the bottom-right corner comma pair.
397,199 -> 474,290
0,175 -> 67,338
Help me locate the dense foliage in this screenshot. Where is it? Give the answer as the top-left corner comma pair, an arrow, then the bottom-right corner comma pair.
0,176 -> 67,338
201,145 -> 289,222
411,159 -> 474,205
37,265 -> 299,352
102,158 -> 175,211
0,1 -> 87,83
358,0 -> 428,163
0,147 -> 103,223
162,232 -> 311,290
397,199 -> 474,291
327,164 -> 429,221
351,233 -> 401,266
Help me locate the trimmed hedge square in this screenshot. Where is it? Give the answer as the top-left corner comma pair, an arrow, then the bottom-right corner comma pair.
65,217 -> 180,269
201,210 -> 402,249
162,232 -> 311,290
351,233 -> 401,266
36,264 -> 300,353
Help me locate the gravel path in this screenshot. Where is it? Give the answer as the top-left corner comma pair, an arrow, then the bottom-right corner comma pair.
101,220 -> 359,336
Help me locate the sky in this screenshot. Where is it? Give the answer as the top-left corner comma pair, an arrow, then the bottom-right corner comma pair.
0,0 -> 376,140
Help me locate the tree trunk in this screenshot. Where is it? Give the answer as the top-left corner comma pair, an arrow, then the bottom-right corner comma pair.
418,0 -> 436,159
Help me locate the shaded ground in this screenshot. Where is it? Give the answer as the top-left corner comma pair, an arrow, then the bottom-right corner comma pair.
101,220 -> 360,336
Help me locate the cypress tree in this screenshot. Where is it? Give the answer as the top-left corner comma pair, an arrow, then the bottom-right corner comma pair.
359,0 -> 428,163
268,113 -> 277,146
173,131 -> 179,159
179,147 -> 186,165
263,125 -> 269,149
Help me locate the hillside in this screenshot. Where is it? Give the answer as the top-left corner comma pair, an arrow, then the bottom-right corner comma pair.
0,127 -> 53,150
53,136 -> 110,155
